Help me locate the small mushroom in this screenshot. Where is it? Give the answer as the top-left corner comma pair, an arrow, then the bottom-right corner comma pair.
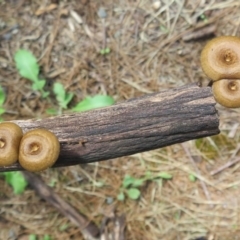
0,122 -> 23,166
212,79 -> 240,108
200,36 -> 240,81
19,128 -> 60,172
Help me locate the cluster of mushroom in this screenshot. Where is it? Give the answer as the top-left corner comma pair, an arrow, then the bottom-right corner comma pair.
0,122 -> 60,172
201,36 -> 240,108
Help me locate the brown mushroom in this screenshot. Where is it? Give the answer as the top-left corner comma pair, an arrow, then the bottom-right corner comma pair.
212,79 -> 240,108
0,122 -> 23,166
200,36 -> 240,81
19,128 -> 60,172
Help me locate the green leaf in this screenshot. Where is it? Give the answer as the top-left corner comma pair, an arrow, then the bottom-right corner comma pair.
200,14 -> 208,23
14,49 -> 39,82
100,47 -> 111,55
122,175 -> 135,188
53,82 -> 65,99
31,80 -> 49,98
105,47 -> 111,54
43,235 -> 51,240
126,188 -> 141,200
0,86 -> 6,106
64,92 -> 74,107
29,234 -> 37,240
93,180 -> 104,187
131,178 -> 144,187
100,49 -> 106,55
4,172 -> 28,194
144,171 -> 153,179
0,107 -> 5,115
59,224 -> 69,231
32,79 -> 46,91
117,192 -> 125,201
53,83 -> 74,109
72,95 -> 115,112
189,174 -> 197,182
46,108 -> 58,115
48,178 -> 57,187
41,91 -> 50,98
157,172 -> 172,180
123,175 -> 144,188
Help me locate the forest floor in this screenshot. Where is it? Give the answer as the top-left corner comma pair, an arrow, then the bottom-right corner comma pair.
1,0 -> 240,240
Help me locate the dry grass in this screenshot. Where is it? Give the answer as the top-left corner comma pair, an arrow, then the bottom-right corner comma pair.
1,0 -> 240,239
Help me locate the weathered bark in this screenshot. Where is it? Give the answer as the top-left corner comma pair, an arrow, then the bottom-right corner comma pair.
0,84 -> 219,172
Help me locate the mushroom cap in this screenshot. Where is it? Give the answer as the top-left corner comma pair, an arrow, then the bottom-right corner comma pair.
19,128 -> 60,172
200,36 -> 240,81
0,122 -> 23,166
212,79 -> 240,108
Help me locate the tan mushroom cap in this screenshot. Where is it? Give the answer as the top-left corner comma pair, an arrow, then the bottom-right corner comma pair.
212,79 -> 240,108
19,128 -> 60,172
0,122 -> 23,166
201,36 -> 240,81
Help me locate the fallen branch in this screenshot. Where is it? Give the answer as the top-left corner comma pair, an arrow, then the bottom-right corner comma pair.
0,83 -> 220,172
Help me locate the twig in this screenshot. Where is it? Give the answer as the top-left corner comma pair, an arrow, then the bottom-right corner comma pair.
182,24 -> 216,42
210,158 -> 240,176
23,172 -> 100,240
210,144 -> 240,175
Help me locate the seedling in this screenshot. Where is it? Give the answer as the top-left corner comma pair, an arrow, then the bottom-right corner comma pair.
200,14 -> 208,23
160,25 -> 168,33
14,49 -> 49,98
48,178 -> 57,187
155,172 -> 172,179
29,234 -> 52,240
100,47 -> 111,55
2,171 -> 28,194
29,235 -> 37,240
0,85 -> 6,120
50,87 -> 114,114
117,175 -> 143,201
71,95 -> 115,112
53,82 -> 74,111
45,108 -> 58,115
48,90 -> 114,115
59,224 -> 69,231
189,173 -> 197,182
42,235 -> 52,240
117,171 -> 173,201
